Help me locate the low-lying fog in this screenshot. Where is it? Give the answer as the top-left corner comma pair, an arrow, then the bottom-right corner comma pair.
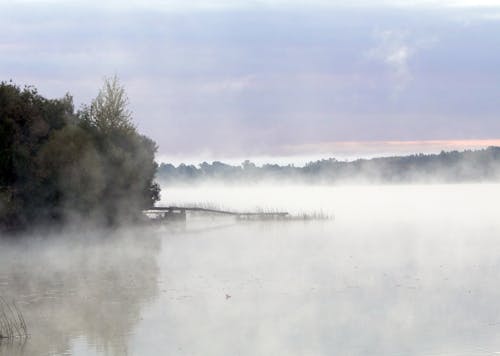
2,183 -> 500,355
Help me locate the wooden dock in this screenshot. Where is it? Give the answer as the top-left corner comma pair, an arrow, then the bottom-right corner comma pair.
144,206 -> 289,221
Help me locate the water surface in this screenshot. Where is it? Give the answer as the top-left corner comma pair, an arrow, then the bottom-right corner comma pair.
2,184 -> 500,355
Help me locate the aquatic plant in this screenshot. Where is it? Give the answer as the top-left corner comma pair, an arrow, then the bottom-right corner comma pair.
0,297 -> 28,341
150,202 -> 333,222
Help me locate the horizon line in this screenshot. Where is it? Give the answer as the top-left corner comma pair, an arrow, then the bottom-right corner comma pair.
157,139 -> 500,167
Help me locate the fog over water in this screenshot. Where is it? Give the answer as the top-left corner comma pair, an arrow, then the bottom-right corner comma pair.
2,183 -> 500,355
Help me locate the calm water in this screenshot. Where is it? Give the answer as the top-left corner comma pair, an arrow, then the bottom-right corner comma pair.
1,184 -> 500,355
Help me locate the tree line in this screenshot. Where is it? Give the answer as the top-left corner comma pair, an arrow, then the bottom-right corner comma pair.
157,147 -> 500,185
0,77 -> 160,232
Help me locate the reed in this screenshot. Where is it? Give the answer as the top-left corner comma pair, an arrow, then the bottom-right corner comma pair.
289,210 -> 333,221
153,202 -> 333,221
0,297 -> 28,341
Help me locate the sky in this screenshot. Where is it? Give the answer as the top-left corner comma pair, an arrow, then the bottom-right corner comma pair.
1,0 -> 500,163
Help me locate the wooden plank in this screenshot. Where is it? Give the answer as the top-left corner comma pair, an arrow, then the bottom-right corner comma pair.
145,206 -> 288,217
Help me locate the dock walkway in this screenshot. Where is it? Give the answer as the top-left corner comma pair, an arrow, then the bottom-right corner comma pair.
144,206 -> 289,221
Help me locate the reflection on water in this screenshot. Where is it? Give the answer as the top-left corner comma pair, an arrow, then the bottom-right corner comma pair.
0,227 -> 161,356
2,184 -> 500,355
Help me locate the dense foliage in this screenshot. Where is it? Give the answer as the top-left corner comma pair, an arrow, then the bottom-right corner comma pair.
158,147 -> 500,185
0,78 -> 160,232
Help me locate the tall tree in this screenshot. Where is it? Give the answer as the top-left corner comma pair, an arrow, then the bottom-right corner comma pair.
81,75 -> 135,135
78,76 -> 160,225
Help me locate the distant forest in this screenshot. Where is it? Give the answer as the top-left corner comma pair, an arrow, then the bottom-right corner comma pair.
158,147 -> 500,185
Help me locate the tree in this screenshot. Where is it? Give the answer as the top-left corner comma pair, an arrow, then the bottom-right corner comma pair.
0,82 -> 75,230
81,75 -> 135,134
77,76 -> 160,225
0,78 -> 161,232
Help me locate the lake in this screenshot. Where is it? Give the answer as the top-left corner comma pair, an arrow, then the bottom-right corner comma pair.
1,184 -> 500,355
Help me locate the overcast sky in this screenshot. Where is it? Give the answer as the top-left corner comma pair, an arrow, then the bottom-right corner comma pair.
2,0 -> 500,162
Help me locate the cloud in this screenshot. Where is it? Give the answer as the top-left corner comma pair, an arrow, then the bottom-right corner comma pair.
198,75 -> 256,94
444,0 -> 500,6
5,0 -> 500,11
367,30 -> 437,93
367,30 -> 413,92
480,12 -> 500,20
1,3 -> 499,158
